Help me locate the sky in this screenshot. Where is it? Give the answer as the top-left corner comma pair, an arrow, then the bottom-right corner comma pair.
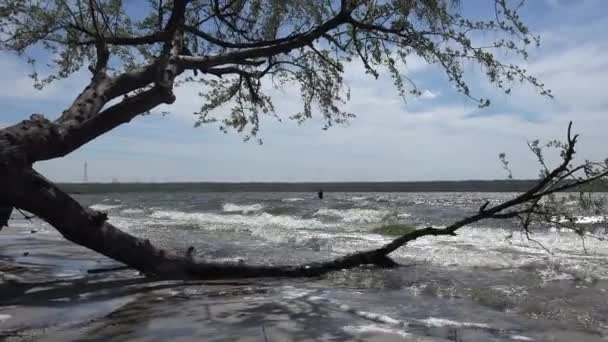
1,0 -> 607,183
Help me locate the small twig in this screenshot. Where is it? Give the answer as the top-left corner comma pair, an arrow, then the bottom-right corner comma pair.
583,232 -> 606,242
579,233 -> 588,254
522,229 -> 554,255
16,208 -> 35,222
479,200 -> 490,213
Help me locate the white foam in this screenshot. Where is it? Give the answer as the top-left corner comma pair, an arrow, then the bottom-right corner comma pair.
350,196 -> 368,201
222,203 -> 264,213
553,215 -> 606,224
510,335 -> 534,341
282,197 -> 304,202
281,287 -> 314,299
284,287 -> 405,327
121,208 -> 145,214
418,317 -> 490,329
575,216 -> 606,224
54,272 -> 78,278
342,308 -> 403,326
343,324 -> 410,338
0,314 -> 11,321
90,204 -> 123,211
107,216 -> 136,229
391,226 -> 608,279
314,232 -> 387,243
314,208 -> 390,223
150,210 -> 327,229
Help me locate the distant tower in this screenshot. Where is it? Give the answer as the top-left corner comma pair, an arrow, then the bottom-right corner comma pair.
84,161 -> 88,183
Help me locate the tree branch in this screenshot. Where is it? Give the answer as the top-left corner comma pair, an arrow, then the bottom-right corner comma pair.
76,32 -> 167,46
176,8 -> 353,71
0,3 -> 189,242
184,24 -> 317,49
0,1 -> 193,165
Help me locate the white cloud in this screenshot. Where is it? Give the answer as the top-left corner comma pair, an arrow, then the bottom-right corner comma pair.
530,43 -> 608,112
419,89 -> 439,100
0,53 -> 89,106
16,3 -> 608,182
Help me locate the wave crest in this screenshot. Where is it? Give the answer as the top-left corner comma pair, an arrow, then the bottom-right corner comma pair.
90,204 -> 123,211
150,210 -> 326,229
314,208 -> 390,223
222,203 -> 264,213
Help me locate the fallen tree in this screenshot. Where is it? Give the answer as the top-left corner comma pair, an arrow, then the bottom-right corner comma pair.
0,0 -> 606,279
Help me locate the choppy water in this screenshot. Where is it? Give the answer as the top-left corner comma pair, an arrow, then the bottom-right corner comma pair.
4,192 -> 608,341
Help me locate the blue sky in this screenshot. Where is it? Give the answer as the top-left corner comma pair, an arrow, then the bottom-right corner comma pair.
1,0 -> 607,182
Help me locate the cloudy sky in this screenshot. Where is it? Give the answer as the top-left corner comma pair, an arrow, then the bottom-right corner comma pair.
1,0 -> 607,183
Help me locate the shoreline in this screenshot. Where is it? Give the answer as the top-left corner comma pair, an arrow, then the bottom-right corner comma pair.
2,190 -> 607,341
0,232 -> 412,342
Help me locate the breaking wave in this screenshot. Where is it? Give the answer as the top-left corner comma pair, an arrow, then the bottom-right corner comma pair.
564,215 -> 606,224
282,197 -> 304,202
314,208 -> 391,223
394,226 -> 608,280
222,203 -> 264,213
150,210 -> 327,229
121,208 -> 145,215
89,204 -> 123,211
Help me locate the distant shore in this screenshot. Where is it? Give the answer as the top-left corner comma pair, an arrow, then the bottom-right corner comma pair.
59,179 -> 607,194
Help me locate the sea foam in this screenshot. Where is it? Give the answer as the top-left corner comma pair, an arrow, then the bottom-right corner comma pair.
314,208 -> 390,223
222,203 -> 264,213
90,204 -> 123,211
150,210 -> 327,229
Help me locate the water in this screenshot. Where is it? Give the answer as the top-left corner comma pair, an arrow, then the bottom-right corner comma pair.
4,192 -> 608,341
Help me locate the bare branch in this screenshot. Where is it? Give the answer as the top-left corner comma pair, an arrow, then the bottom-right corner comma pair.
176,10 -> 352,71
158,0 -> 164,30
76,32 -> 167,46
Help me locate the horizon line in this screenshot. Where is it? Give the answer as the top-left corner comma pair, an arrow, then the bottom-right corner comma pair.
59,179 -> 536,184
